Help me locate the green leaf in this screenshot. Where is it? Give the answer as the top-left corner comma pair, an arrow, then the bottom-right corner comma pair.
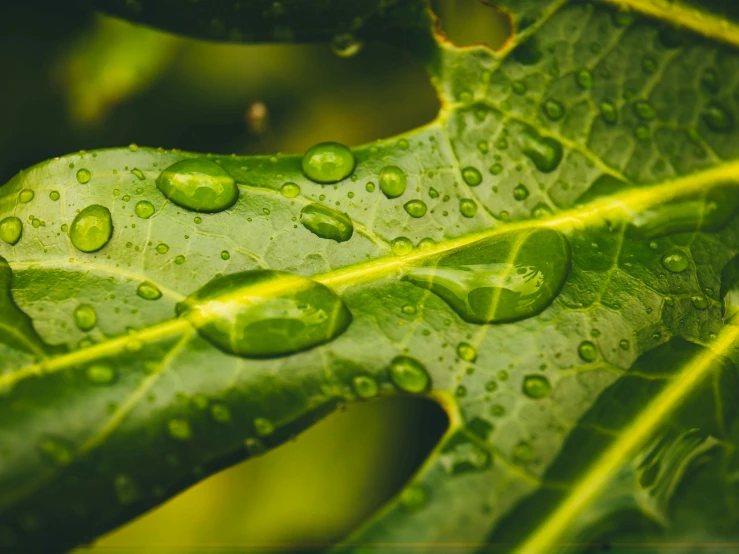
2,0 -> 739,552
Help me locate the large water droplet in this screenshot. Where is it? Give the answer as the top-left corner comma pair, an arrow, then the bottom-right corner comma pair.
404,199 -> 427,218
403,228 -> 571,324
522,374 -> 551,398
661,249 -> 689,273
0,217 -> 22,245
519,128 -> 563,173
70,205 -> 113,253
302,142 -> 355,183
379,166 -> 407,198
157,158 -> 239,212
178,270 -> 351,358
389,355 -> 430,393
73,304 -> 97,331
300,203 -> 353,242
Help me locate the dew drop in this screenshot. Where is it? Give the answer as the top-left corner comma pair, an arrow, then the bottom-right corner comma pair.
0,217 -> 22,245
73,304 -> 97,331
459,198 -> 478,218
462,167 -> 482,187
389,355 -> 430,393
352,375 -> 379,399
221,250 -> 231,261
177,270 -> 352,358
76,169 -> 91,184
156,243 -> 169,254
300,203 -> 353,242
578,340 -> 598,362
513,441 -> 534,464
280,182 -> 300,198
379,165 -> 408,198
522,374 -> 551,399
156,158 -> 239,212
136,281 -> 162,301
417,237 -> 436,251
49,191 -> 60,201
661,250 -> 689,273
211,403 -> 231,423
302,142 -> 355,183
519,128 -> 563,173
391,236 -> 413,256
404,199 -> 427,218
513,184 -> 529,201
134,200 -> 155,219
70,205 -> 113,253
691,295 -> 709,310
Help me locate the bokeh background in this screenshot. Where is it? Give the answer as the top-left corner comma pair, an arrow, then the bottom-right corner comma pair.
1,1 -> 508,550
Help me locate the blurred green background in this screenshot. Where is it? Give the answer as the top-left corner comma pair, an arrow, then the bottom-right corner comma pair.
0,1 -> 507,550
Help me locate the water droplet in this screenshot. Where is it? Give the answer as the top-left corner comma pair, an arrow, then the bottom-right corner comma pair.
691,295 -> 709,310
168,418 -> 192,440
619,339 -> 630,350
157,158 -> 239,212
459,198 -> 478,218
70,205 -> 113,253
389,356 -> 430,393
490,163 -> 503,175
86,364 -> 115,385
300,203 -> 353,242
136,281 -> 162,300
331,33 -> 363,57
519,128 -> 563,173
578,340 -> 598,362
417,237 -> 436,251
513,441 -> 534,464
379,165 -> 407,198
76,169 -> 91,184
134,200 -> 155,219
522,375 -> 551,399
156,243 -> 169,254
457,342 -> 477,362
404,199 -> 427,218
542,99 -> 564,120
455,384 -> 467,397
280,182 -> 300,198
254,417 -> 274,436
178,270 -> 351,358
462,167 -> 482,187
353,375 -> 379,399
532,203 -> 552,219
18,190 -> 34,203
0,217 -> 22,245
365,182 -> 375,193
114,474 -> 140,505
175,255 -> 186,265
439,431 -> 491,475
402,304 -> 417,315
221,250 -> 231,260
702,102 -> 734,133
576,68 -> 593,89
302,142 -> 355,183
403,228 -> 571,324
397,138 -> 410,150
210,403 -> 231,423
400,485 -> 428,511
73,304 -> 97,331
661,250 -> 689,273
513,184 -> 529,201
391,237 -> 413,256
49,191 -> 60,201
600,101 -> 618,124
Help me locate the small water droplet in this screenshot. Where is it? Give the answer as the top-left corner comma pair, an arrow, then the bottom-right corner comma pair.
379,165 -> 408,198
221,250 -> 231,260
542,99 -> 564,120
254,417 -> 274,436
400,485 -> 428,511
389,356 -> 430,393
457,342 -> 477,362
522,374 -> 551,399
86,364 -> 116,385
519,129 -> 563,173
352,375 -> 379,399
0,217 -> 22,245
136,281 -> 162,300
391,237 -> 413,256
177,270 -> 351,358
210,403 -> 231,423
619,339 -> 630,350
73,304 -> 97,331
634,101 -> 656,120
76,169 -> 91,184
404,199 -> 427,218
513,441 -> 534,464
578,340 -> 598,362
49,191 -> 60,201
70,205 -> 113,253
439,431 -> 491,475
157,158 -> 239,212
462,167 -> 482,187
302,142 -> 355,183
576,68 -> 593,89
661,250 -> 689,273
402,304 -> 417,315
280,182 -> 300,198
700,69 -> 719,94
691,295 -> 709,310
134,200 -> 155,219
300,203 -> 353,242
167,418 -> 192,440
513,184 -> 529,201
19,190 -> 34,203
417,237 -> 436,251
459,198 -> 478,218
156,243 -> 169,254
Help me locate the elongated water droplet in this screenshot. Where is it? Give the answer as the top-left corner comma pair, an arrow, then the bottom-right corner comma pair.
302,142 -> 355,183
379,165 -> 407,198
462,167 -> 482,187
134,200 -> 155,219
0,217 -> 22,245
73,304 -> 97,331
404,199 -> 427,218
136,281 -> 162,300
157,158 -> 239,212
389,355 -> 430,393
522,374 -> 551,398
300,203 -> 353,242
76,168 -> 91,184
19,190 -> 34,203
519,129 -> 563,173
353,375 -> 379,399
403,228 -> 571,324
70,205 -> 113,253
178,270 -> 351,358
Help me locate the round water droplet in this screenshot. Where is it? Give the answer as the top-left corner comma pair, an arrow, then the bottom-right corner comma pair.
86,364 -> 115,385
300,203 -> 353,242
391,236 -> 413,256
578,340 -> 598,362
331,33 -> 363,57
389,355 -> 430,393
280,182 -> 300,198
0,217 -> 22,245
73,304 -> 97,331
513,184 -> 529,201
404,199 -> 427,218
221,250 -> 231,260
462,167 -> 482,187
690,295 -> 708,310
519,129 -> 563,173
134,200 -> 155,219
353,375 -> 379,399
178,270 -> 351,358
49,191 -> 60,201
70,205 -> 113,253
417,237 -> 436,251
175,255 -> 186,265
76,169 -> 91,184
254,417 -> 274,436
18,190 -> 34,203
156,243 -> 169,254
542,99 -> 564,121
457,342 -> 477,362
379,165 -> 407,198
168,418 -> 192,440
522,374 -> 551,399
460,199 -> 478,218
302,142 -> 355,183
702,102 -> 734,133
136,281 -> 162,300
157,158 -> 239,212
661,250 -> 689,273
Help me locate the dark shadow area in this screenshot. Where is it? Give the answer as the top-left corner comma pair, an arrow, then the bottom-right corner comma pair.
430,0 -> 511,49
